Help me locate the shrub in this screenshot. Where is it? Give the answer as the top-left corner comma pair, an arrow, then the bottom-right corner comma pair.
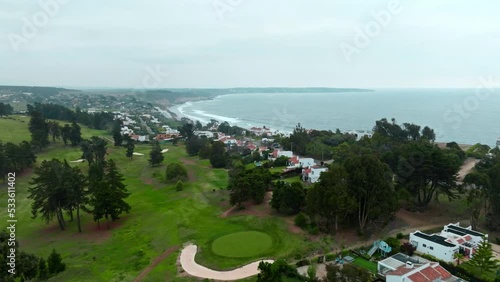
175,180 -> 184,191
396,232 -> 404,239
295,259 -> 311,267
47,249 -> 66,274
308,226 -> 319,235
165,163 -> 188,182
316,256 -> 324,263
325,254 -> 337,262
294,213 -> 309,229
400,242 -> 416,256
385,237 -> 401,254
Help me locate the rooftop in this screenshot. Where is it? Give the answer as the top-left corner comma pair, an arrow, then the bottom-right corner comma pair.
446,224 -> 485,238
412,232 -> 457,248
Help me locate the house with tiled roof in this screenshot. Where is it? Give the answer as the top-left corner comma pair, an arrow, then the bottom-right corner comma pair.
302,165 -> 328,183
378,253 -> 464,282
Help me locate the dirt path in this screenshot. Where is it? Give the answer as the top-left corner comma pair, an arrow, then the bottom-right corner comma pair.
457,157 -> 480,182
134,246 -> 179,282
180,244 -> 273,281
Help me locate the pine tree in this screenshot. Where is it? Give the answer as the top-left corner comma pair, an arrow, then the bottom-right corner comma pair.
28,160 -> 68,230
148,140 -> 164,167
69,121 -> 82,146
28,108 -> 49,151
469,240 -> 499,274
89,160 -> 131,228
37,257 -> 48,280
124,135 -> 135,159
112,120 -> 123,146
47,249 -> 66,274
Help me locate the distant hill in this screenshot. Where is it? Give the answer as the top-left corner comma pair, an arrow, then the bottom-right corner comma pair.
0,85 -> 81,97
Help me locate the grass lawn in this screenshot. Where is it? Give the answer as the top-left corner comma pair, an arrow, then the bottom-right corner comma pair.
351,256 -> 378,273
0,116 -> 31,144
0,121 -> 313,281
211,231 -> 273,258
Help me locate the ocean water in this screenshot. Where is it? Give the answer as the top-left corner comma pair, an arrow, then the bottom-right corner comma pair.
172,89 -> 500,146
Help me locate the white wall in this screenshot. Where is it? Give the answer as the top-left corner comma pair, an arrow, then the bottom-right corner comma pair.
409,234 -> 458,262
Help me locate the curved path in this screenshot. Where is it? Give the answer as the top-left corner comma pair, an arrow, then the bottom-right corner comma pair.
180,244 -> 273,281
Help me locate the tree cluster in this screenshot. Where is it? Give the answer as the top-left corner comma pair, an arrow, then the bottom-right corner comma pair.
228,166 -> 272,206
0,102 -> 13,116
29,138 -> 131,231
0,141 -> 36,180
270,181 -> 306,215
0,232 -> 65,282
306,153 -> 398,233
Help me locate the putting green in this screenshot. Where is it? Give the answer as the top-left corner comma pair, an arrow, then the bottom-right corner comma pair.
211,231 -> 273,258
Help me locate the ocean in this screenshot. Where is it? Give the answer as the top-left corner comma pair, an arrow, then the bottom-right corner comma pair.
170,89 -> 500,146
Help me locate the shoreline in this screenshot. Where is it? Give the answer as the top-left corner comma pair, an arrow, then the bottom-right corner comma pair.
162,96 -> 491,147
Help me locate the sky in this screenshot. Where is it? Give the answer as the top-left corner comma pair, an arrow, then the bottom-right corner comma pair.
0,0 -> 499,89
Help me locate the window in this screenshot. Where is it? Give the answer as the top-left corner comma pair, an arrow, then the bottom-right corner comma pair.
423,244 -> 427,247
430,246 -> 434,250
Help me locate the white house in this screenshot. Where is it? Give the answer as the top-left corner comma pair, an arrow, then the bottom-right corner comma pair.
194,131 -> 214,138
269,150 -> 294,160
302,166 -> 328,183
409,231 -> 459,263
287,157 -> 316,169
440,222 -> 487,258
378,253 -> 462,282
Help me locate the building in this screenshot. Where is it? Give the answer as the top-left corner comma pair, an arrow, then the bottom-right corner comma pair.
194,131 -> 214,138
409,231 -> 459,262
269,149 -> 294,160
378,253 -> 464,282
440,222 -> 487,258
287,157 -> 316,169
409,223 -> 487,262
302,166 -> 328,183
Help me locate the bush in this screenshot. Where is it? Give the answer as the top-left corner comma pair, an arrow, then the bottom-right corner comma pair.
316,256 -> 324,263
165,163 -> 188,182
175,180 -> 184,191
396,232 -> 404,239
325,254 -> 337,262
385,237 -> 401,254
295,259 -> 311,267
308,226 -> 319,235
47,249 -> 66,274
400,242 -> 416,256
294,213 -> 309,229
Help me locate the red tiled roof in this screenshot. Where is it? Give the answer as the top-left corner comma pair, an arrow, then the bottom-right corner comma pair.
433,266 -> 452,279
388,266 -> 415,276
271,149 -> 279,158
289,156 -> 299,164
457,238 -> 465,244
247,144 -> 257,150
420,266 -> 441,281
303,168 -> 312,174
464,235 -> 472,241
408,271 -> 429,282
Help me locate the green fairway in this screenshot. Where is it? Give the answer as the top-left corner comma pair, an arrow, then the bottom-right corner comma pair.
0,116 -> 31,143
211,231 -> 273,258
0,120 -> 314,281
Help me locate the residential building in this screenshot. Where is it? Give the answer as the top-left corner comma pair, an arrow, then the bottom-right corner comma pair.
409,223 -> 487,262
378,253 -> 464,282
302,166 -> 328,183
440,222 -> 487,258
269,149 -> 293,160
409,231 -> 459,262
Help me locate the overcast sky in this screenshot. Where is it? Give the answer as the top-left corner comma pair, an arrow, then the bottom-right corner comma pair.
0,0 -> 499,88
